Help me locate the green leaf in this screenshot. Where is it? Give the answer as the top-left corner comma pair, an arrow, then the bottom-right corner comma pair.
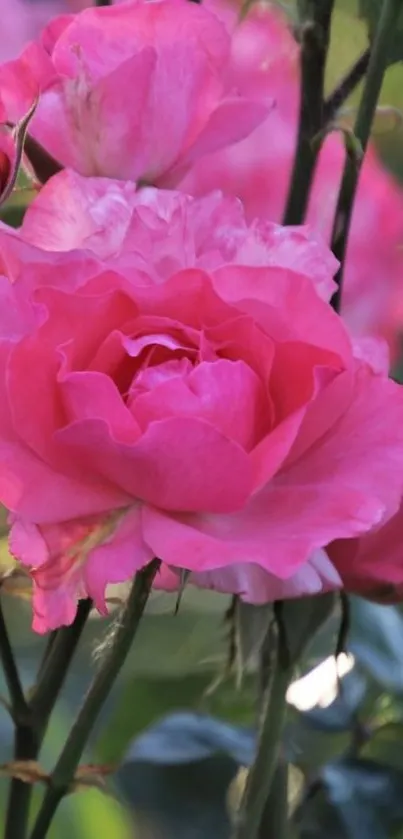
297,759 -> 403,839
116,755 -> 235,839
359,0 -> 403,65
362,723 -> 403,770
280,594 -> 336,667
303,668 -> 367,733
349,598 -> 403,691
115,713 -> 257,839
96,673 -> 256,763
122,711 -> 255,766
234,601 -> 272,681
323,758 -> 403,838
285,713 -> 351,773
295,782 -> 345,839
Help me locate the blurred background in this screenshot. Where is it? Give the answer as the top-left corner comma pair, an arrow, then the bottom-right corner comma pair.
1,1 -> 403,837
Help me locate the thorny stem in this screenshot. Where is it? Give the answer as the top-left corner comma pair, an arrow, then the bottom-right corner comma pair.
331,0 -> 401,313
0,598 -> 33,839
0,600 -> 29,723
232,609 -> 293,839
30,560 -> 160,839
31,600 -> 93,737
2,600 -> 92,839
323,47 -> 371,124
282,0 -> 335,225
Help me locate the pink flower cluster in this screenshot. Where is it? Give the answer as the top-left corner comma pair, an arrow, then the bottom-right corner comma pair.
1,0 -> 403,632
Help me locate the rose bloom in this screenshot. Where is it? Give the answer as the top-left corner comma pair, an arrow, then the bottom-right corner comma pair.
0,0 -> 267,185
1,168 -> 337,294
181,0 -> 403,356
328,502 -> 403,604
1,185 -> 403,631
2,0 -> 403,353
0,0 -> 89,63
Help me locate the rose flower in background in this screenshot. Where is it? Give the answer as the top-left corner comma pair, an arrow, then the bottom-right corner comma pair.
0,0 -> 91,63
0,0 -> 137,66
2,0 -> 403,351
2,1 -> 403,358
0,0 -> 268,185
181,0 -> 403,357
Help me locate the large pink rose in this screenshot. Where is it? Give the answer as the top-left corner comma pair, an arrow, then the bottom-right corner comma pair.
2,188 -> 403,632
0,0 -> 267,185
181,0 -> 403,355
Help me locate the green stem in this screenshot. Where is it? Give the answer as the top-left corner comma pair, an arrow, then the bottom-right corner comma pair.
0,599 -> 29,722
4,725 -> 40,839
323,47 -> 370,124
36,632 -> 58,683
282,0 -> 335,225
3,600 -> 92,839
232,629 -> 292,839
259,759 -> 288,839
0,599 -> 35,839
331,0 -> 401,312
30,560 -> 160,839
31,599 -> 92,737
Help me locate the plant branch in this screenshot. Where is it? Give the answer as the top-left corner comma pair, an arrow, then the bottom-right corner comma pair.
323,47 -> 371,123
232,614 -> 293,839
4,724 -> 40,839
30,560 -> 160,839
331,0 -> 400,313
3,599 -> 92,839
258,759 -> 288,839
31,599 -> 92,737
0,599 -> 29,723
282,0 -> 335,225
0,598 -> 34,839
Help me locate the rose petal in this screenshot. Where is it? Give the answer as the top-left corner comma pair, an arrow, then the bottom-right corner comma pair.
57,414 -> 253,512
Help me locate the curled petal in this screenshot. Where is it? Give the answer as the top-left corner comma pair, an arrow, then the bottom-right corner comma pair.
0,98 -> 37,208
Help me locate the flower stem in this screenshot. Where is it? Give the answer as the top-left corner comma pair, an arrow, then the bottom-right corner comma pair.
0,598 -> 35,839
258,759 -> 288,839
2,599 -> 92,839
4,725 -> 40,839
31,599 -> 92,737
331,0 -> 401,313
0,599 -> 29,722
232,620 -> 293,839
323,47 -> 371,124
282,0 -> 335,225
29,560 -> 160,839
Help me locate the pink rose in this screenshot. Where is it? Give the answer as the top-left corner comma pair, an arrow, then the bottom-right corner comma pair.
0,0 -> 267,185
2,188 -> 403,632
7,168 -> 337,301
328,503 -> 403,603
0,1 -> 90,63
181,0 -> 403,355
156,549 -> 343,603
